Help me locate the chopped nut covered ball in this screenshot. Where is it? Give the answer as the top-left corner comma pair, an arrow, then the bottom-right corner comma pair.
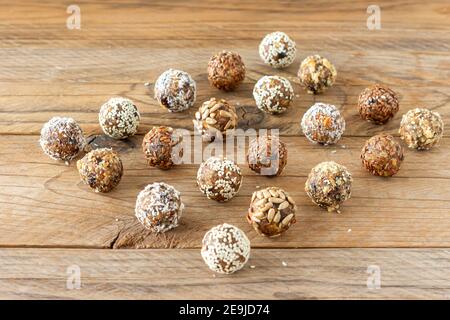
399,108 -> 444,150
77,148 -> 123,193
301,103 -> 345,145
358,84 -> 399,124
154,69 -> 196,112
142,126 -> 183,170
40,116 -> 86,162
361,134 -> 404,177
135,182 -> 184,233
99,97 -> 140,139
207,51 -> 246,91
253,76 -> 294,114
247,134 -> 287,176
305,161 -> 352,212
298,55 -> 337,94
248,187 -> 297,237
259,31 -> 297,68
201,223 -> 250,274
197,156 -> 242,202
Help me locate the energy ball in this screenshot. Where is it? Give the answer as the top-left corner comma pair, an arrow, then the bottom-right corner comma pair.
135,182 -> 184,233
305,161 -> 352,213
99,97 -> 140,139
399,108 -> 444,150
258,31 -> 296,68
142,126 -> 183,170
40,116 -> 86,162
358,84 -> 399,124
247,134 -> 287,176
361,134 -> 404,177
301,103 -> 345,145
253,76 -> 294,114
193,98 -> 238,142
154,69 -> 196,112
207,51 -> 246,91
77,148 -> 123,193
247,187 -> 297,237
197,156 -> 242,202
298,55 -> 337,94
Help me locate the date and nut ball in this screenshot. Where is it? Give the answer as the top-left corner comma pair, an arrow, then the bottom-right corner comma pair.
135,182 -> 184,233
99,97 -> 140,139
40,116 -> 86,162
298,55 -> 337,94
399,108 -> 444,150
207,51 -> 246,91
361,134 -> 404,177
247,187 -> 297,237
301,103 -> 346,145
305,161 -> 352,213
154,69 -> 196,112
247,134 -> 287,176
201,223 -> 250,274
76,148 -> 123,193
258,31 -> 297,68
193,98 -> 239,142
253,76 -> 294,114
358,84 -> 399,124
197,156 -> 243,202
142,126 -> 183,170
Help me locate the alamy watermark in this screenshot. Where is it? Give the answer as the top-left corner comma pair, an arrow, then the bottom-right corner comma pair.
66,264 -> 81,290
367,5 -> 381,30
66,5 -> 81,30
366,265 -> 381,289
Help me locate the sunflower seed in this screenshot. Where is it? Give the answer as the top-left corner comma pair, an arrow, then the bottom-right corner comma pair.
287,196 -> 295,204
267,208 -> 276,222
219,110 -> 233,118
209,112 -> 216,119
255,198 -> 267,207
209,103 -> 222,113
251,216 -> 261,223
261,203 -> 273,212
278,192 -> 286,200
205,117 -> 217,125
278,201 -> 289,210
273,212 -> 281,223
256,191 -> 263,199
262,190 -> 271,198
202,109 -> 210,119
269,197 -> 284,204
281,213 -> 294,226
269,189 -> 278,197
224,120 -> 233,130
253,211 -> 266,219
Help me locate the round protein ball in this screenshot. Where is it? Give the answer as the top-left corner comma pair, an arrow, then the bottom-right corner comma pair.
76,148 -> 123,193
201,223 -> 250,274
99,97 -> 140,139
361,134 -> 404,177
197,156 -> 242,202
258,31 -> 296,68
154,69 -> 196,112
305,161 -> 353,213
142,126 -> 183,170
247,134 -> 287,176
247,187 -> 297,237
135,182 -> 184,233
253,76 -> 294,114
399,108 -> 444,150
301,103 -> 345,145
40,116 -> 86,162
358,84 -> 399,124
193,98 -> 239,142
207,51 -> 246,91
298,55 -> 337,94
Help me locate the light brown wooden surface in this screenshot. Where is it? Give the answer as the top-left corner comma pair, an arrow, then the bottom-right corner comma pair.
0,0 -> 449,299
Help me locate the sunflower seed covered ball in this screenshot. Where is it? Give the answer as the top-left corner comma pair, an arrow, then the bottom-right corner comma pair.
361,134 -> 404,177
201,223 -> 250,274
247,134 -> 288,176
358,84 -> 399,124
298,54 -> 337,94
301,103 -> 345,145
259,31 -> 296,68
207,51 -> 246,91
154,69 -> 196,112
253,76 -> 294,114
142,126 -> 183,170
99,97 -> 140,139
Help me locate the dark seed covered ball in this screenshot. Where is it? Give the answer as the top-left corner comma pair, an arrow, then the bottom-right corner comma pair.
247,134 -> 288,176
298,54 -> 337,94
142,126 -> 183,170
253,75 -> 294,114
207,51 -> 246,91
99,97 -> 140,139
154,69 -> 196,112
358,84 -> 399,124
361,134 -> 404,177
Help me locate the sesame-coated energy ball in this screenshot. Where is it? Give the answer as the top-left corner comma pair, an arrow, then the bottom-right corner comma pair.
259,31 -> 297,68
361,134 -> 404,177
207,51 -> 246,91
298,55 -> 337,94
301,103 -> 345,145
135,182 -> 184,233
99,97 -> 140,139
247,134 -> 287,176
142,126 -> 183,170
253,76 -> 294,114
201,223 -> 250,274
77,148 -> 123,193
399,108 -> 444,150
40,116 -> 86,162
154,69 -> 196,112
358,84 -> 399,124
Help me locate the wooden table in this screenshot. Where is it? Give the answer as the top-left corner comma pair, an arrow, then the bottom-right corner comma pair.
0,0 -> 449,299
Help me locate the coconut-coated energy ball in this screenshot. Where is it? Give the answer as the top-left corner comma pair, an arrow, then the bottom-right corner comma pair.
298,55 -> 337,94
358,84 -> 399,124
247,134 -> 287,176
301,103 -> 346,145
77,148 -> 123,193
361,134 -> 404,177
154,69 -> 196,112
142,126 -> 183,170
40,116 -> 86,162
99,97 -> 140,139
253,76 -> 294,114
207,51 -> 246,91
259,31 -> 297,68
201,223 -> 250,274
399,108 -> 444,150
135,182 -> 184,233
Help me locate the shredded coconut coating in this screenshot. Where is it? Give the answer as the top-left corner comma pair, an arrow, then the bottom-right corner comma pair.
207,51 -> 246,91
142,126 -> 182,170
201,223 -> 250,274
301,103 -> 345,145
358,84 -> 399,124
259,31 -> 296,68
361,134 -> 404,177
99,97 -> 140,139
253,76 -> 294,114
247,134 -> 288,176
298,55 -> 337,94
154,69 -> 196,112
